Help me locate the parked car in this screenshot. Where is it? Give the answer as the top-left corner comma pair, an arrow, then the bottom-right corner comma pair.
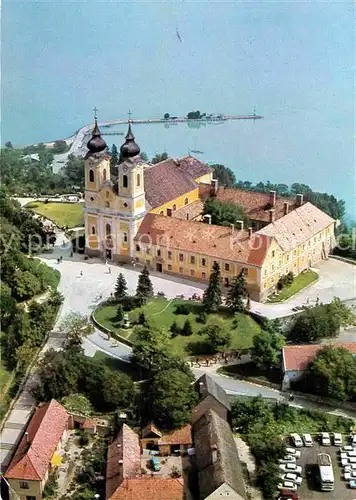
342,457 -> 356,466
321,432 -> 331,446
290,434 -> 303,447
278,490 -> 299,500
278,481 -> 298,492
340,446 -> 356,453
350,434 -> 356,446
344,464 -> 356,471
279,464 -> 303,474
151,457 -> 160,471
344,471 -> 356,481
302,434 -> 313,447
341,453 -> 349,460
286,448 -> 301,458
280,473 -> 302,485
334,433 -> 342,446
279,456 -> 297,464
349,480 -> 356,489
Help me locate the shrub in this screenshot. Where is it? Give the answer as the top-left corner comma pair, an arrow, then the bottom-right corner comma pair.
170,321 -> 181,337
138,312 -> 147,325
116,304 -> 124,323
181,318 -> 193,336
174,304 -> 190,315
197,311 -> 207,324
117,295 -> 144,311
79,432 -> 89,446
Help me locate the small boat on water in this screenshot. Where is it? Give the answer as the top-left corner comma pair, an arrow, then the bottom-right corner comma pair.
190,149 -> 204,154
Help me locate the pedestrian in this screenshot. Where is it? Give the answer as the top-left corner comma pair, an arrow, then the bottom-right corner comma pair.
80,270 -> 83,276
70,251 -> 73,257
105,259 -> 108,266
108,266 -> 111,274
60,256 -> 63,262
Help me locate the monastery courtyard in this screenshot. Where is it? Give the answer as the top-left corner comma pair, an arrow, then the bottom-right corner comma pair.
40,230 -> 356,361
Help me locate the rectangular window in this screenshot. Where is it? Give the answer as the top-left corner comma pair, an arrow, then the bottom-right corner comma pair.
135,244 -> 140,252
168,264 -> 172,271
20,482 -> 29,489
157,249 -> 161,257
224,263 -> 230,271
272,250 -> 275,257
264,269 -> 267,276
179,253 -> 184,262
179,267 -> 183,273
224,277 -> 229,286
190,256 -> 195,264
201,258 -> 206,267
168,251 -> 172,260
202,272 -> 207,279
190,269 -> 195,276
287,254 -> 290,261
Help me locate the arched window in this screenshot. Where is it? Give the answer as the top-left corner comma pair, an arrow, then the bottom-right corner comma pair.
185,197 -> 189,205
105,201 -> 110,208
123,232 -> 128,243
89,169 -> 94,183
123,175 -> 128,188
105,223 -> 111,236
103,169 -> 107,181
173,204 -> 177,211
91,226 -> 96,235
137,173 -> 140,187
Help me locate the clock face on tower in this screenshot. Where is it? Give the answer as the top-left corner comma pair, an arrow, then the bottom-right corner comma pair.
122,165 -> 128,173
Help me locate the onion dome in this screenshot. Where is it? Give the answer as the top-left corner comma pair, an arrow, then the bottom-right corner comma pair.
87,117 -> 107,153
120,123 -> 140,158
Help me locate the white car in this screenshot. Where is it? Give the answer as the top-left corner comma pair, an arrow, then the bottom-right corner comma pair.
290,433 -> 303,447
347,451 -> 356,458
333,433 -> 342,446
340,446 -> 356,453
286,447 -> 301,458
279,463 -> 303,474
302,433 -> 313,447
350,434 -> 356,445
278,456 -> 297,464
342,457 -> 356,466
321,432 -> 331,446
278,481 -> 298,492
344,464 -> 356,471
341,452 -> 348,460
280,473 -> 303,485
344,471 -> 356,480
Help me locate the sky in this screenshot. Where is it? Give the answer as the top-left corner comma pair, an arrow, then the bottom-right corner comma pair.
1,0 -> 355,213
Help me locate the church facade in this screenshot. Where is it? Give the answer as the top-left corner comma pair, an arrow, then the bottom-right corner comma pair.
84,119 -> 335,302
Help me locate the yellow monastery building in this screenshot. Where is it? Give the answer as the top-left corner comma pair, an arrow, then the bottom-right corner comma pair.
84,119 -> 335,301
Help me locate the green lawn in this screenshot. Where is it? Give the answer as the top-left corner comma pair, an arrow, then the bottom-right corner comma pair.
267,270 -> 318,303
26,201 -> 84,229
93,298 -> 262,356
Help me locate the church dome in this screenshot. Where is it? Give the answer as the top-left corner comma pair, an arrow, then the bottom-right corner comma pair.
120,123 -> 140,158
87,119 -> 107,153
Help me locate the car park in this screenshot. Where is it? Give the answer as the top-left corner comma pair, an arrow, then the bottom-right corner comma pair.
334,433 -> 343,446
290,433 -> 303,447
302,433 -> 313,447
279,463 -> 302,474
286,447 -> 301,458
278,481 -> 298,492
321,432 -> 331,446
279,456 -> 297,464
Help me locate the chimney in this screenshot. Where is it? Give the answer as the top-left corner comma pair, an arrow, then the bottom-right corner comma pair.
296,193 -> 304,206
269,190 -> 277,208
210,179 -> 218,197
204,214 -> 212,224
248,227 -> 253,238
236,220 -> 244,231
284,201 -> 289,216
269,209 -> 275,223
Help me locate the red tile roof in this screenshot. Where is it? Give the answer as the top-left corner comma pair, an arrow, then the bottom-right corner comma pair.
135,213 -> 271,266
214,187 -> 299,223
106,424 -> 141,499
144,156 -> 211,209
283,342 -> 356,372
5,400 -> 68,481
109,477 -> 184,500
158,425 -> 192,446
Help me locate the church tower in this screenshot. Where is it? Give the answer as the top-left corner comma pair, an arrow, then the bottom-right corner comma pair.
116,123 -> 147,261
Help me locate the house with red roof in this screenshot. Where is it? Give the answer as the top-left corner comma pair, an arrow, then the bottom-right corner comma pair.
140,423 -> 192,456
282,342 -> 356,388
4,399 -> 69,500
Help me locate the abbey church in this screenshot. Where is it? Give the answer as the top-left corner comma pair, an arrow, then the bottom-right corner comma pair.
84,119 -> 335,302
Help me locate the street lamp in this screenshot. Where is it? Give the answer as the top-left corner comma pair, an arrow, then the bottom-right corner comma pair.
94,495 -> 100,499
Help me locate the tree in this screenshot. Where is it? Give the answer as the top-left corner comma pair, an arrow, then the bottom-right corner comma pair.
202,262 -> 222,312
149,368 -> 198,429
164,113 -> 170,119
101,370 -> 135,411
53,140 -> 68,154
12,269 -> 42,300
182,318 -> 193,336
152,152 -> 168,164
140,151 -> 149,162
110,144 -> 118,165
114,273 -> 128,299
60,313 -> 94,350
226,272 -> 247,313
211,164 -> 236,187
202,324 -> 231,353
136,265 -> 153,300
131,326 -> 171,372
203,197 -> 249,228
138,311 -> 147,325
116,304 -> 124,323
250,329 -> 285,369
5,141 -> 13,149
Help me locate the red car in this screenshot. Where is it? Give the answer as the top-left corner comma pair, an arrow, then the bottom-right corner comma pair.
278,490 -> 299,500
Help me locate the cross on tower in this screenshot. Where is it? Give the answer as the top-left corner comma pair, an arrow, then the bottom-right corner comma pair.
128,110 -> 132,122
93,106 -> 98,119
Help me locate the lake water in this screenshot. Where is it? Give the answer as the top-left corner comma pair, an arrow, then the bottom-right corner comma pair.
99,119 -> 355,220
